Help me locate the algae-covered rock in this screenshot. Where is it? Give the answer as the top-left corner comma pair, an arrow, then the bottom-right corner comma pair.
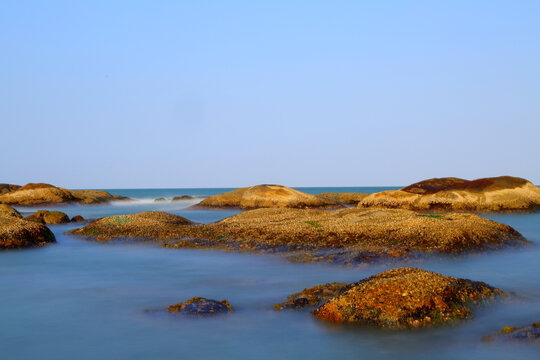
26,210 -> 70,224
196,184 -> 341,209
360,176 -> 540,212
0,204 -> 22,219
167,297 -> 233,316
483,322 -> 540,344
317,192 -> 369,205
0,217 -> 56,249
312,267 -> 504,329
274,282 -> 349,310
69,211 -> 192,241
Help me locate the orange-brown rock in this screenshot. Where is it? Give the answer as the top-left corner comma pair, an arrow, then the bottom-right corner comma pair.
0,204 -> 22,219
360,176 -> 540,212
196,185 -> 341,209
0,216 -> 56,249
0,183 -> 130,205
313,267 -> 504,328
0,183 -> 21,195
26,210 -> 70,224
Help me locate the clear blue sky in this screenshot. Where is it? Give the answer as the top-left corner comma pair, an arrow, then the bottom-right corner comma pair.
2,1 -> 539,188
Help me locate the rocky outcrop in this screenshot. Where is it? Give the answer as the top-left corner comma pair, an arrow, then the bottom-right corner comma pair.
311,267 -> 504,328
26,210 -> 70,224
69,211 -> 192,241
0,183 -> 21,195
483,322 -> 540,343
167,297 -> 233,316
0,183 -> 130,206
360,176 -> 540,212
196,185 -> 341,209
274,282 -> 349,310
163,208 -> 527,264
0,216 -> 56,249
317,192 -> 369,205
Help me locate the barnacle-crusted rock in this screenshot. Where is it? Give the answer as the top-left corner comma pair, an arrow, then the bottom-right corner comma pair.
165,208 -> 527,256
167,297 -> 233,316
483,322 -> 540,343
196,184 -> 341,209
69,211 -> 192,241
360,176 -> 540,212
313,267 -> 504,328
0,183 -> 130,205
317,192 -> 369,205
26,210 -> 70,224
0,217 -> 56,249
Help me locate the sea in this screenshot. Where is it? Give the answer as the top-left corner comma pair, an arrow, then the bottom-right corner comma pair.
1,187 -> 539,360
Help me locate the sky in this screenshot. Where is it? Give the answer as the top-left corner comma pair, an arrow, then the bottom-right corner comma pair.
1,0 -> 539,188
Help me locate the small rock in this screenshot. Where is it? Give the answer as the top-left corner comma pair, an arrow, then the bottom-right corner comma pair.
167,297 -> 233,316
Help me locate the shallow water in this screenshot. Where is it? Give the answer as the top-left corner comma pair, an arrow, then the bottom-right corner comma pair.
1,188 -> 539,359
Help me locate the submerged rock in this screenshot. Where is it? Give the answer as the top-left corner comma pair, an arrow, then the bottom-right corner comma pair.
0,217 -> 56,249
69,211 -> 192,241
154,197 -> 167,202
196,184 -> 341,209
26,210 -> 70,224
483,322 -> 540,344
167,297 -> 233,316
172,195 -> 194,201
70,215 -> 85,222
317,192 -> 369,205
360,176 -> 540,212
0,183 -> 130,206
312,267 -> 504,329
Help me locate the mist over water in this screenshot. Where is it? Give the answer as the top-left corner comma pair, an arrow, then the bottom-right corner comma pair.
1,188 -> 539,359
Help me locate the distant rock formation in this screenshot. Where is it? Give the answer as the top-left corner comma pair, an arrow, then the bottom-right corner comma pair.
360,176 -> 540,212
317,192 -> 369,205
0,182 -> 130,206
196,184 -> 341,209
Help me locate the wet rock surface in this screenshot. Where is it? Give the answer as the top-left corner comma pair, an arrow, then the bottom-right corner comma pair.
311,267 -> 504,329
167,297 -> 233,316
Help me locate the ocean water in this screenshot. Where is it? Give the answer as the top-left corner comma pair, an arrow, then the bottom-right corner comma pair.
1,188 -> 539,360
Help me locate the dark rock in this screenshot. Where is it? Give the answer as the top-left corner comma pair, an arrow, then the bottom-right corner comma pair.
167,297 -> 233,316
483,322 -> 540,343
172,195 -> 194,201
71,215 -> 85,222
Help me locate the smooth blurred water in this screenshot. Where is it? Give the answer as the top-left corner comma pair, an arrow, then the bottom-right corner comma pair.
1,188 -> 539,359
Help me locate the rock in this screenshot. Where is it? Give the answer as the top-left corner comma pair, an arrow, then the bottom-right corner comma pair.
483,322 -> 540,343
196,184 -> 341,209
172,195 -> 194,201
154,197 -> 167,202
0,183 -> 21,195
0,204 -> 22,219
163,208 -> 527,264
69,211 -> 192,241
312,267 -> 504,328
274,282 -> 349,310
167,297 -> 233,316
317,192 -> 369,205
0,183 -> 131,206
70,215 -> 85,222
360,176 -> 540,212
26,210 -> 70,224
0,217 -> 56,249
